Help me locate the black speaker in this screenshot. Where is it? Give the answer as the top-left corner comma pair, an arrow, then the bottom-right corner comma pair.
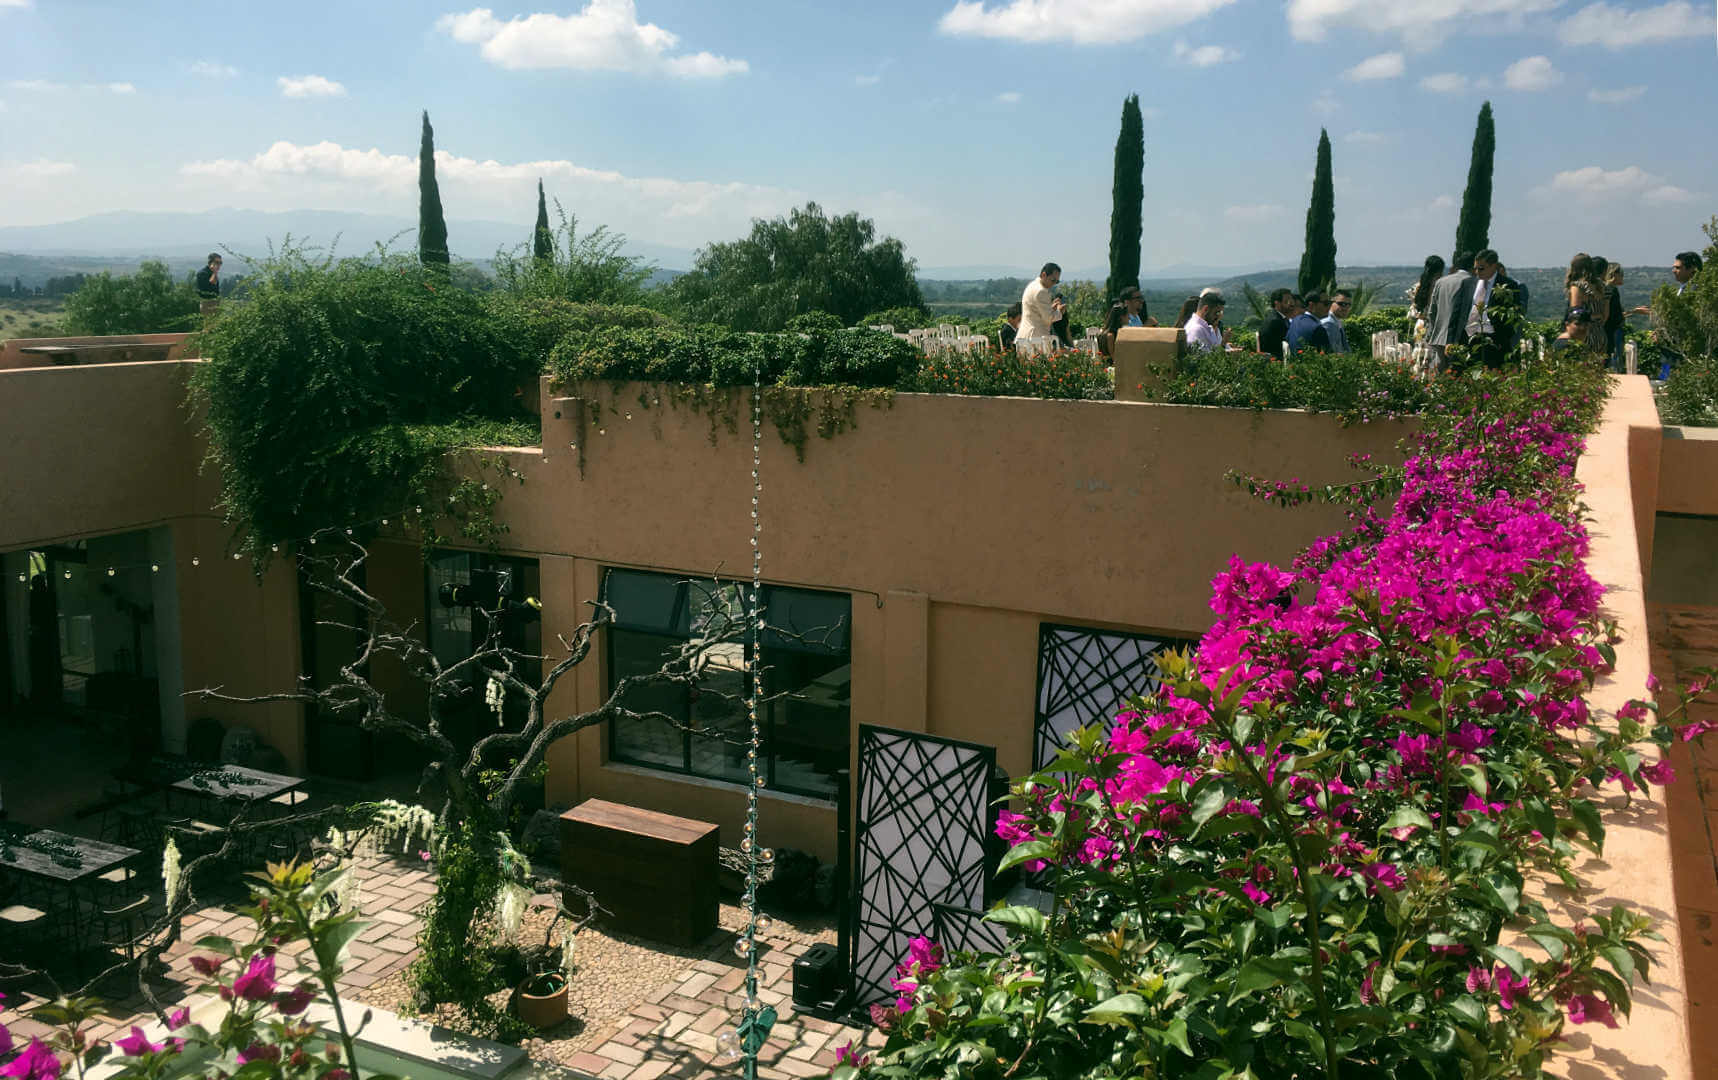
792,942 -> 843,1012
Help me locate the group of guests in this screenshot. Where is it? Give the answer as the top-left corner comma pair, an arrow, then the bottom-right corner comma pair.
1252,288 -> 1353,358
1407,249 -> 1527,371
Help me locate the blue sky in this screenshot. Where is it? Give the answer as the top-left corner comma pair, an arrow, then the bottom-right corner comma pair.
0,0 -> 1712,272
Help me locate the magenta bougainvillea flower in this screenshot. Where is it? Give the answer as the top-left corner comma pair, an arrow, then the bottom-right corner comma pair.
0,1039 -> 61,1080
1566,993 -> 1618,1027
232,953 -> 278,1002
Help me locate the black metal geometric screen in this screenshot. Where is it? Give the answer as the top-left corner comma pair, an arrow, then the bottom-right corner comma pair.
930,901 -> 1011,958
849,724 -> 996,1010
1034,623 -> 1189,771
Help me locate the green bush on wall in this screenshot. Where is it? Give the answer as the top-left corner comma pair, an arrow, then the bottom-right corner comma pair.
546,323 -> 922,391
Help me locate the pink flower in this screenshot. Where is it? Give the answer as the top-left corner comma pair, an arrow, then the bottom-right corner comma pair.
0,1039 -> 61,1080
115,1028 -> 164,1057
276,986 -> 315,1016
1466,966 -> 1492,993
232,953 -> 278,1002
1617,700 -> 1649,723
867,1003 -> 899,1032
1359,962 -> 1379,1005
1495,966 -> 1529,1010
166,1008 -> 189,1032
236,1044 -> 280,1065
0,1018 -> 11,1057
188,954 -> 224,977
1566,993 -> 1618,1028
1241,880 -> 1271,905
1640,758 -> 1676,786
834,1040 -> 872,1068
1359,862 -> 1405,893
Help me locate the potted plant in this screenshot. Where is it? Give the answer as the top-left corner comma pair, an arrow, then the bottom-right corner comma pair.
514,958 -> 568,1030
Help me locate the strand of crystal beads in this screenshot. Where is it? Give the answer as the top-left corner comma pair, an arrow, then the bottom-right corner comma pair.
718,357 -> 776,1075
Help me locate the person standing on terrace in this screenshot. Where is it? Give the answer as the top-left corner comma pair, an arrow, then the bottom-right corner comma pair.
1184,294 -> 1224,351
1000,301 -> 1022,352
1018,262 -> 1064,344
195,253 -> 222,299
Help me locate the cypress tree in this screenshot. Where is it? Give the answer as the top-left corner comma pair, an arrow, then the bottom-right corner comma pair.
418,110 -> 450,270
1297,128 -> 1336,296
1453,101 -> 1494,266
532,179 -> 553,262
1105,93 -> 1145,301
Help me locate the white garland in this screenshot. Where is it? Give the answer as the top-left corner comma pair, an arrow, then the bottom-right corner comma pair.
495,882 -> 529,943
161,835 -> 182,908
485,673 -> 506,727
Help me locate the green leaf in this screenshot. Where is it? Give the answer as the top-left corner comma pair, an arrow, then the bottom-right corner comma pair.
313,916 -> 368,970
1190,780 -> 1233,828
1484,944 -> 1527,978
192,934 -> 239,956
996,841 -> 1055,874
1380,806 -> 1433,835
1598,943 -> 1636,983
1569,800 -> 1606,850
1082,993 -> 1149,1025
1228,957 -> 1297,1004
1164,1017 -> 1194,1056
984,905 -> 1048,937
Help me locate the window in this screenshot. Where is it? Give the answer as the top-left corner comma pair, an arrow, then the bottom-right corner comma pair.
424,552 -> 542,748
603,568 -> 851,800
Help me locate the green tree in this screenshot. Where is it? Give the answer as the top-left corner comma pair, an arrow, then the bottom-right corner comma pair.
490,202 -> 652,305
1298,129 -> 1336,296
532,179 -> 553,262
1106,93 -> 1145,302
62,260 -> 201,334
1454,101 -> 1494,265
419,110 -> 450,271
665,202 -> 924,330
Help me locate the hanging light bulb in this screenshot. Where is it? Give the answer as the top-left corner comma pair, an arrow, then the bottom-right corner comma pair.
271,544 -> 280,553
715,1029 -> 743,1063
753,915 -> 774,936
232,552 -> 242,560
150,564 -> 160,573
63,569 -> 71,579
732,938 -> 752,959
191,557 -> 200,567
107,568 -> 116,577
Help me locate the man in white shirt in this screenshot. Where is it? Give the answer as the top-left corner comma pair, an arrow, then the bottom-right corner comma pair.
1184,294 -> 1224,351
1018,262 -> 1064,345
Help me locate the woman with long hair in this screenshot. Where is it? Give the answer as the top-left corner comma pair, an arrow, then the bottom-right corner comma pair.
1585,257 -> 1614,362
1409,255 -> 1445,341
1604,263 -> 1626,369
1098,302 -> 1129,360
1172,296 -> 1198,329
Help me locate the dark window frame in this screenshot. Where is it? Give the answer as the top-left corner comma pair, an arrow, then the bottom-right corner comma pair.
601,568 -> 850,801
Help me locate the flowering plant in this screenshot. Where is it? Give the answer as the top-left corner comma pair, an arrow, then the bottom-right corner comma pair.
1,859 -> 376,1080
838,357 -> 1710,1079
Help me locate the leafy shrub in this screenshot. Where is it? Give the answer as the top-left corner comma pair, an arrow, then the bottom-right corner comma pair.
859,306 -> 935,330
190,249 -> 540,551
546,324 -> 920,390
487,206 -> 653,306
1154,346 -> 1435,423
483,295 -> 669,368
1654,217 -> 1718,425
1340,305 -> 1413,357
906,346 -> 1112,400
62,259 -> 201,334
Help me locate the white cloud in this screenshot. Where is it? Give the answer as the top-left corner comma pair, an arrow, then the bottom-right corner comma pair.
5,79 -> 63,91
1533,164 -> 1696,206
1173,39 -> 1240,65
938,0 -> 1239,45
1312,89 -> 1340,115
1430,194 -> 1457,210
2,159 -> 77,178
278,75 -> 347,98
1419,72 -> 1476,93
1224,203 -> 1283,222
1559,2 -> 1710,48
1502,55 -> 1561,91
855,74 -> 881,86
0,0 -> 31,8
1588,85 -> 1646,103
189,60 -> 238,78
437,2 -> 748,78
178,139 -> 798,223
995,90 -> 1022,103
103,82 -> 136,94
1288,0 -> 1561,44
1344,130 -> 1392,143
1344,51 -> 1404,80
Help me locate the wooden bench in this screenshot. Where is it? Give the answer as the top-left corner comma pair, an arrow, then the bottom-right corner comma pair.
558,799 -> 719,947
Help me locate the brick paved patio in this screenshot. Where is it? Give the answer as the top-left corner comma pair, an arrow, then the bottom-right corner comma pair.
1,844 -> 876,1079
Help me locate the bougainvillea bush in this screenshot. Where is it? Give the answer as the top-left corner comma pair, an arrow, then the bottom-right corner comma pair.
841,357 -> 1712,1080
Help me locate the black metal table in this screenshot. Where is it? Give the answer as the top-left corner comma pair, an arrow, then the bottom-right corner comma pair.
170,765 -> 304,805
0,829 -> 140,884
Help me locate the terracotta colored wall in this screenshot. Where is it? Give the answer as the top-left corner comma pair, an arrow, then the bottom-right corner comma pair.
1658,424 -> 1718,515
0,360 -> 306,770
0,334 -> 195,371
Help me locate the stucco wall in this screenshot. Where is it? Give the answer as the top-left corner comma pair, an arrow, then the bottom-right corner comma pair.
1658,425 -> 1718,516
0,333 -> 195,371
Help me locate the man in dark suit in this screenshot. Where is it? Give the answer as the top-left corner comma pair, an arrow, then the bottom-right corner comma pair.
1288,290 -> 1333,354
1445,249 -> 1522,369
1258,288 -> 1294,358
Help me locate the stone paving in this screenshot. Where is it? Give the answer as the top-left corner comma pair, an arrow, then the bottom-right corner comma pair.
1,843 -> 877,1079
1648,602 -> 1718,1080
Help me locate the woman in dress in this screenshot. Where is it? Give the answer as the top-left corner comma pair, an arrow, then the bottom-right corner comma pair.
1585,257 -> 1614,363
1409,255 -> 1444,342
1604,263 -> 1626,369
1172,297 -> 1198,329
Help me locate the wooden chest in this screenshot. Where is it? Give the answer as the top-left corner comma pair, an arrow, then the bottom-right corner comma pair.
558,798 -> 720,946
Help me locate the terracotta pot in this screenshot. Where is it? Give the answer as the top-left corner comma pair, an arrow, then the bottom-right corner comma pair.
515,976 -> 568,1030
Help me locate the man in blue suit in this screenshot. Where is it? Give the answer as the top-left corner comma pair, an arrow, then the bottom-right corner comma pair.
1288,290 -> 1332,355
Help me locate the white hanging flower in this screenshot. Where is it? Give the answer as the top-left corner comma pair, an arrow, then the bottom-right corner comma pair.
161,836 -> 182,908
485,674 -> 506,726
496,883 -> 527,943
338,862 -> 362,915
561,932 -> 576,983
